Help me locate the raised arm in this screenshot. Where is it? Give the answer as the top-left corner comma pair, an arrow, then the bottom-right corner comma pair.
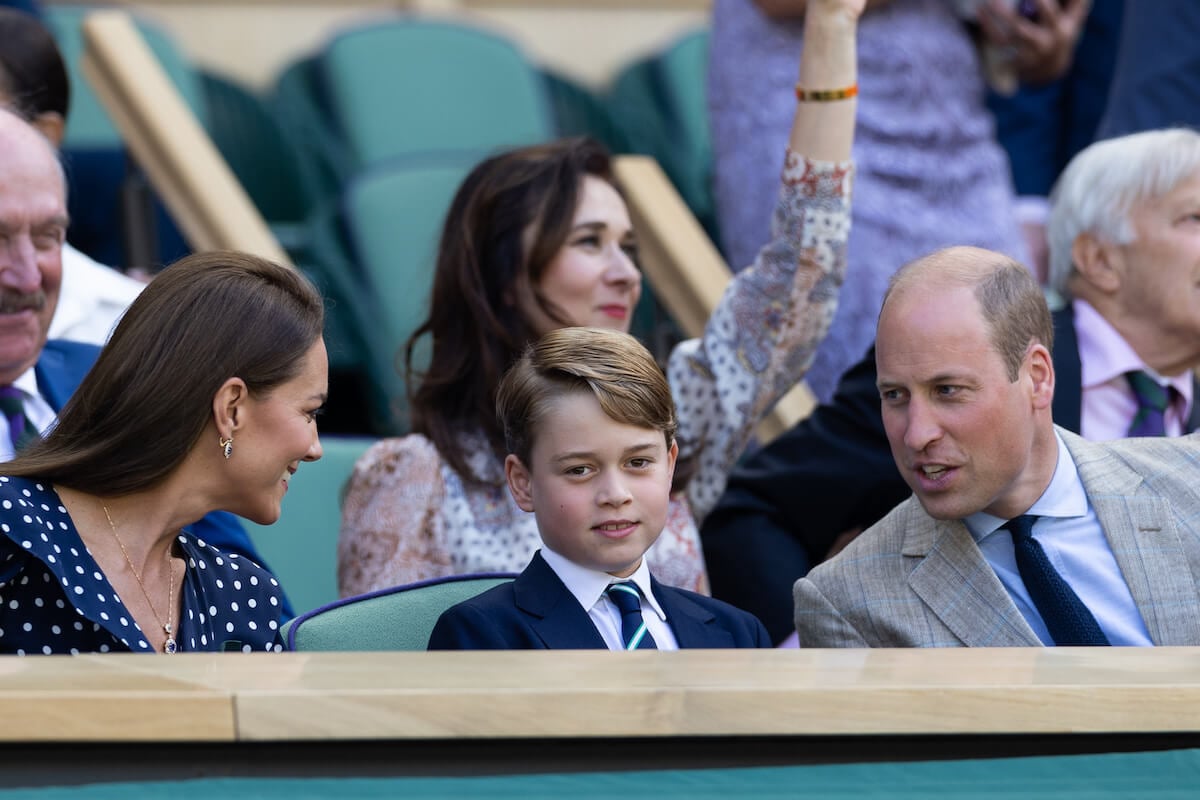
671,0 -> 866,522
789,0 -> 863,161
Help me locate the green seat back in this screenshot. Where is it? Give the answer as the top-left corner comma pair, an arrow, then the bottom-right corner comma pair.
269,55 -> 352,213
338,154 -> 480,427
320,18 -> 553,170
241,436 -> 376,617
200,69 -> 311,226
607,28 -> 717,244
541,69 -> 628,151
283,574 -> 516,651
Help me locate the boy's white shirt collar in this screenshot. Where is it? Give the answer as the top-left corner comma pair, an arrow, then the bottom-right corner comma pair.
539,546 -> 668,621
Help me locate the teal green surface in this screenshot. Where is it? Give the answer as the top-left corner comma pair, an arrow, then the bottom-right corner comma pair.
321,19 -> 552,171
4,749 -> 1199,798
240,436 -> 376,617
284,574 -> 514,651
606,28 -> 718,247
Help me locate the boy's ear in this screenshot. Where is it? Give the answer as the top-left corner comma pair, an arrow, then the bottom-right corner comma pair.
666,438 -> 678,484
504,454 -> 535,512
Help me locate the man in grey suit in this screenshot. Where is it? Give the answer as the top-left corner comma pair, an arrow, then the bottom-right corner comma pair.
794,246 -> 1200,647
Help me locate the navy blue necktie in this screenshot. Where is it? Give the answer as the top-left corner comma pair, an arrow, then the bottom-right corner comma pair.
606,582 -> 657,650
1125,370 -> 1171,437
0,386 -> 38,452
1003,515 -> 1109,646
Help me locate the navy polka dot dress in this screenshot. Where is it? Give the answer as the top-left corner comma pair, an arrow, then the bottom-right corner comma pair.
0,477 -> 285,654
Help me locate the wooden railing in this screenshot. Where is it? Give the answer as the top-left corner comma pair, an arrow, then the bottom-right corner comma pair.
80,10 -> 290,264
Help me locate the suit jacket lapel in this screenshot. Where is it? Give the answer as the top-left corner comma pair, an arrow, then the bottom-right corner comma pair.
35,341 -> 101,413
1065,432 -> 1200,645
903,504 -> 1041,647
651,575 -> 734,648
514,552 -> 608,649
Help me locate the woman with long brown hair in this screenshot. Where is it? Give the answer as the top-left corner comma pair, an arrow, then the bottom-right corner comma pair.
338,0 -> 865,598
0,251 -> 327,654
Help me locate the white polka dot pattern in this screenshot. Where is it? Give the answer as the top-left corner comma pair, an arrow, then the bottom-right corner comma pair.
0,477 -> 285,654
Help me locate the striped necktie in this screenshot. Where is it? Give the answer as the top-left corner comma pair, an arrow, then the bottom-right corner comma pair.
605,582 -> 657,650
1125,370 -> 1171,437
0,386 -> 39,453
1003,515 -> 1109,646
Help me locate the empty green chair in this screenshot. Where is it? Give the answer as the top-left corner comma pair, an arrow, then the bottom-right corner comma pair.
199,69 -> 312,245
337,152 -> 482,430
283,573 -> 516,651
607,28 -> 717,245
319,18 -> 553,171
241,435 -> 376,617
269,54 -> 353,216
541,68 -> 628,152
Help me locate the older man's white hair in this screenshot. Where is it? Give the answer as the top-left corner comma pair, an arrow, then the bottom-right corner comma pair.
1047,127 -> 1200,297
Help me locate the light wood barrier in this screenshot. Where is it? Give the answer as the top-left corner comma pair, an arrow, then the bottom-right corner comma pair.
9,648 -> 1198,741
615,156 -> 817,442
79,10 -> 290,265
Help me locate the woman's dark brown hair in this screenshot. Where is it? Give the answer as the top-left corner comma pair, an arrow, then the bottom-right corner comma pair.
405,136 -> 619,482
6,251 -> 324,495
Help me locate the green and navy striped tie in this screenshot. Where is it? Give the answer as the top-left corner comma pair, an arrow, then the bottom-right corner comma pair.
1125,370 -> 1171,437
606,582 -> 657,650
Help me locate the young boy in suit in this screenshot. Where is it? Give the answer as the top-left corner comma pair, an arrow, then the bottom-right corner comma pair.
428,327 -> 771,650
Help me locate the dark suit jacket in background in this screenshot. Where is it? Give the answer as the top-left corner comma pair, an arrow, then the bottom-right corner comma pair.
700,307 -> 1199,643
428,551 -> 771,650
35,340 -> 294,617
1096,0 -> 1200,140
987,0 -> 1124,197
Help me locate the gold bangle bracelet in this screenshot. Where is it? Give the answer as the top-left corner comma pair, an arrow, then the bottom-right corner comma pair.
794,83 -> 858,102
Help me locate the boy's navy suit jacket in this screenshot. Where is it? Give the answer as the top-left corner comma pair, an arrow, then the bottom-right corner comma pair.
427,551 -> 771,650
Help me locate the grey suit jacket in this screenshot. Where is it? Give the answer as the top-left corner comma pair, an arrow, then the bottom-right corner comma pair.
794,428 -> 1200,647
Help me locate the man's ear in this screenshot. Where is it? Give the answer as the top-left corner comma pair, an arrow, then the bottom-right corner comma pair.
1070,232 -> 1122,296
31,111 -> 65,148
504,454 -> 535,512
212,377 -> 248,440
1026,343 -> 1055,411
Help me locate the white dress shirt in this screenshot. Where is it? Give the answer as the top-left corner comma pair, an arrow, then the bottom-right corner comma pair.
49,243 -> 144,345
965,431 -> 1153,646
540,547 -> 679,650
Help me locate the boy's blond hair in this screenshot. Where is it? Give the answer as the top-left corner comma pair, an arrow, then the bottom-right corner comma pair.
496,327 -> 676,468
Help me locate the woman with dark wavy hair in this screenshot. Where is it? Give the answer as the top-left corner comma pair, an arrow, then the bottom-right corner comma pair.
0,251 -> 327,654
338,0 -> 865,599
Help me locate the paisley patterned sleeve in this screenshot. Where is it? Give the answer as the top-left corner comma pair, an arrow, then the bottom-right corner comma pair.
669,152 -> 854,523
336,435 -> 450,597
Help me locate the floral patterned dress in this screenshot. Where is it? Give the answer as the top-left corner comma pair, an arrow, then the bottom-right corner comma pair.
337,153 -> 853,598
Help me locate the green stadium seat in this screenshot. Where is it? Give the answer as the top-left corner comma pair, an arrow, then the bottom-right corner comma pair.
241,435 -> 376,617
337,152 -> 482,430
607,28 -> 717,246
319,18 -> 553,171
283,573 -> 516,651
